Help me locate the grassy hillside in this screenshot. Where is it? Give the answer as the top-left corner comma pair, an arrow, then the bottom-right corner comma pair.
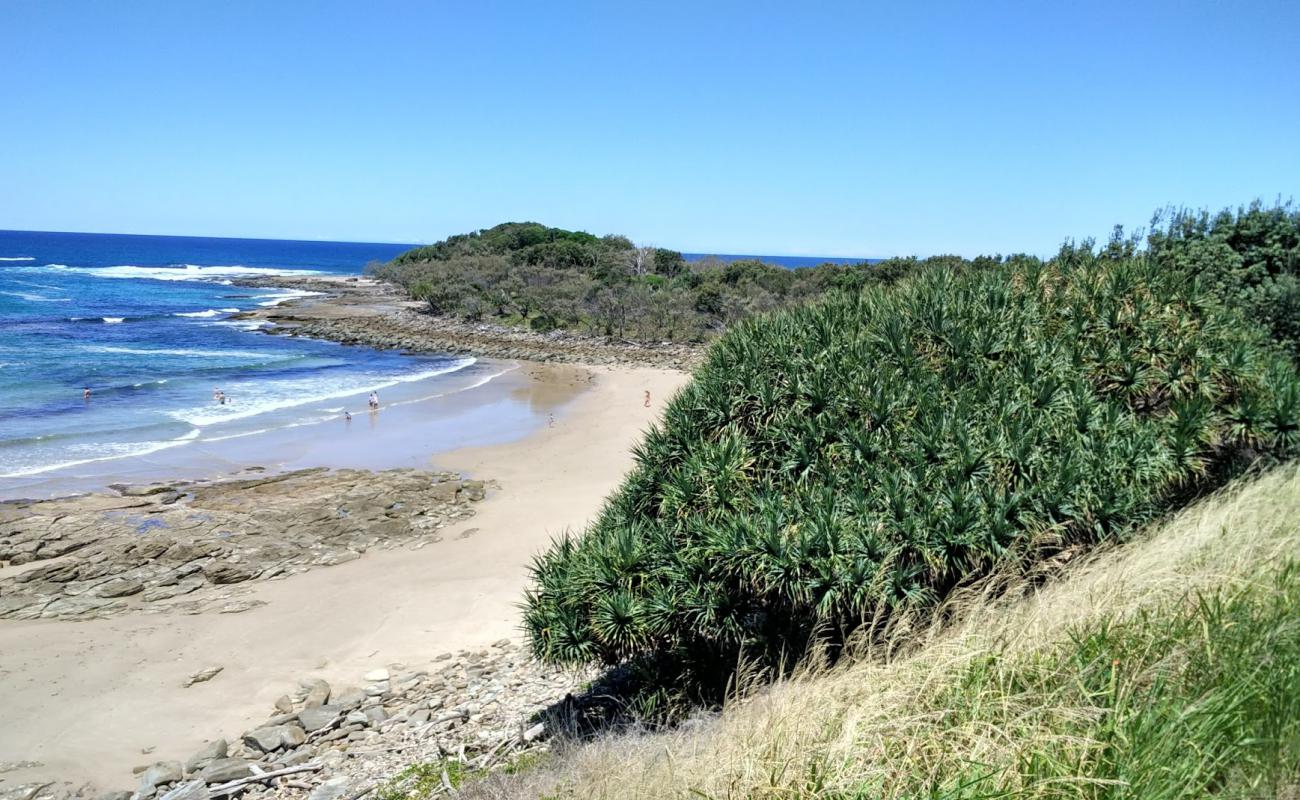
523,248 -> 1300,704
471,465 -> 1300,798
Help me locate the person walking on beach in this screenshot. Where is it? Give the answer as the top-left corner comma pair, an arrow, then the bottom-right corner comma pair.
368,391 -> 379,411
344,411 -> 352,423
644,389 -> 651,408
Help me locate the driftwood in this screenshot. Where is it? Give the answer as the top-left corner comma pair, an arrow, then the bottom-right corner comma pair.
208,763 -> 321,796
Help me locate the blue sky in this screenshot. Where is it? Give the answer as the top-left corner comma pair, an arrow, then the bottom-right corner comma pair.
2,1 -> 1297,256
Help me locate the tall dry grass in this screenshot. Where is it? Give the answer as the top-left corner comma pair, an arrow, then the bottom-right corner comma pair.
469,465 -> 1300,799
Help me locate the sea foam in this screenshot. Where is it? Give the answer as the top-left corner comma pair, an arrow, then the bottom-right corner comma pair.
39,264 -> 324,282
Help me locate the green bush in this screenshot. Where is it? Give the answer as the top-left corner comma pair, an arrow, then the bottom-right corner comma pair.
1148,200 -> 1300,358
523,251 -> 1300,700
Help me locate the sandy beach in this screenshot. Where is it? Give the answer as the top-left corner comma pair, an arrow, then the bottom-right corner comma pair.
0,362 -> 690,791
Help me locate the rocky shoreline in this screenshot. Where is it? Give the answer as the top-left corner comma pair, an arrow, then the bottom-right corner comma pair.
230,276 -> 701,371
4,639 -> 594,800
0,466 -> 605,800
0,468 -> 486,622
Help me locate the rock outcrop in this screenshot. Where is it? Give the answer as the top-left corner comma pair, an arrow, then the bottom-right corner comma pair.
0,468 -> 488,621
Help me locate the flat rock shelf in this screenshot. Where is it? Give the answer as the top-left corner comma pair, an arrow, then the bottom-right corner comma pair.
0,467 -> 488,621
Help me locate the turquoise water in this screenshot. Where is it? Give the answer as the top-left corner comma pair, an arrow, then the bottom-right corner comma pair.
0,230 -> 481,485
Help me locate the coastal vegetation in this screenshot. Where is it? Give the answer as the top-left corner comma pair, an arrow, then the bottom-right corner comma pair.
1147,200 -> 1300,359
521,221 -> 1300,708
477,466 -> 1300,799
371,222 -> 967,342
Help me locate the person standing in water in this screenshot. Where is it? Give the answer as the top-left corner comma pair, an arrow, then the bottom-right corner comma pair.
83,386 -> 91,400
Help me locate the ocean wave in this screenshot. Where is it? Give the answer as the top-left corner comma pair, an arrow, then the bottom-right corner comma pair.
385,363 -> 519,409
0,290 -> 71,303
174,307 -> 242,318
167,358 -> 477,427
81,345 -> 278,358
0,256 -> 35,261
214,319 -> 274,331
10,279 -> 64,290
102,317 -> 126,324
36,264 -> 324,282
0,429 -> 200,479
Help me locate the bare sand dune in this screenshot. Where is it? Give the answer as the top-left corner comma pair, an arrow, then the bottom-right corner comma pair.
0,364 -> 689,789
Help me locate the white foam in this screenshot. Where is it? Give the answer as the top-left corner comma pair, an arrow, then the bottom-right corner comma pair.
0,256 -> 35,261
167,358 -> 476,427
102,317 -> 125,324
82,345 -> 279,359
35,264 -> 324,282
214,319 -> 274,331
254,289 -> 324,307
385,364 -> 519,409
174,307 -> 240,318
0,429 -> 200,479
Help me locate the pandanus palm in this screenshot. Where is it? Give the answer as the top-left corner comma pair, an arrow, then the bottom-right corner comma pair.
523,248 -> 1300,705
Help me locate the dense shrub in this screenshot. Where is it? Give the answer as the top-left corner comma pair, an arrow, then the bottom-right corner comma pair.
1148,200 -> 1300,357
523,250 -> 1300,699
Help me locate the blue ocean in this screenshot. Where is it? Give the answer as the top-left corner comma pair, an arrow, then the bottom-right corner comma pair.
0,230 -> 869,493
0,230 -> 480,486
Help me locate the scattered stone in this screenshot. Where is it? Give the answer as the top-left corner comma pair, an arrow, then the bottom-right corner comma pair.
329,688 -> 365,711
306,777 -> 351,800
241,725 -> 306,754
137,761 -> 183,795
297,705 -> 341,733
182,666 -> 223,688
157,781 -> 208,800
302,680 -> 331,709
183,740 -> 227,775
273,695 -> 294,714
362,669 -> 389,683
197,758 -> 254,784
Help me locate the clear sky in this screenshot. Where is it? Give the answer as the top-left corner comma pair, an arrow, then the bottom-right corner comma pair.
2,1 -> 1297,256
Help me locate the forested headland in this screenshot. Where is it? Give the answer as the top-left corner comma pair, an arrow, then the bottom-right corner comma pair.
370,222 -> 996,343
